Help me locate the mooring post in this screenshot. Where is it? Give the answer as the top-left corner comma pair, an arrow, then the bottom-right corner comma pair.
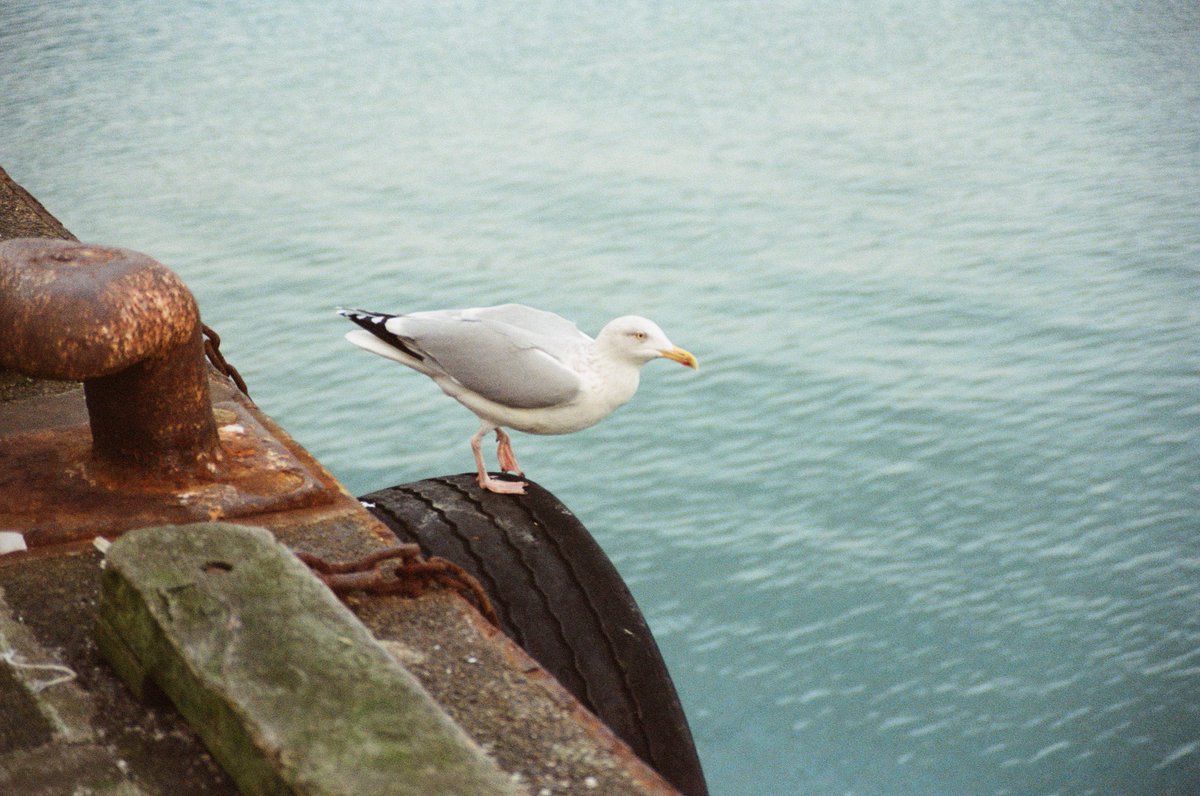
0,237 -> 221,474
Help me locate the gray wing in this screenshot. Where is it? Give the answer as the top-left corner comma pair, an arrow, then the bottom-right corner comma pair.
466,304 -> 591,360
386,305 -> 588,409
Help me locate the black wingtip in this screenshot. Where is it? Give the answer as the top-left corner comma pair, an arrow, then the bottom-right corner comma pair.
337,307 -> 384,320
339,308 -> 424,360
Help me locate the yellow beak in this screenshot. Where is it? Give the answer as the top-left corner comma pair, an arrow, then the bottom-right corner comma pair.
659,346 -> 699,369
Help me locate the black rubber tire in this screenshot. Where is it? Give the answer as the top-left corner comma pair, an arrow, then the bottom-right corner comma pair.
361,473 -> 708,796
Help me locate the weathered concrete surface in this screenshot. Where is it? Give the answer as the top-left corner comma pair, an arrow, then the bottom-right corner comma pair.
0,164 -> 76,243
1,544 -> 237,796
1,529 -> 681,796
98,523 -> 519,796
353,591 -> 682,796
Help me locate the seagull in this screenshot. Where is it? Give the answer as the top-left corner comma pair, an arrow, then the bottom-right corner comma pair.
338,304 -> 698,494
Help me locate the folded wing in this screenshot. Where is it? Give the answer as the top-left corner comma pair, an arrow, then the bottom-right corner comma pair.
386,305 -> 587,409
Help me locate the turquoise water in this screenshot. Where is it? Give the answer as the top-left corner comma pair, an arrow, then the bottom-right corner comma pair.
4,2 -> 1199,793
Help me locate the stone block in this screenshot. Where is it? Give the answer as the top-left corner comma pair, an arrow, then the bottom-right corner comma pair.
96,522 -> 518,796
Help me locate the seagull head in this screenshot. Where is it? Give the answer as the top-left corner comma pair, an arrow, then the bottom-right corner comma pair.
597,316 -> 699,369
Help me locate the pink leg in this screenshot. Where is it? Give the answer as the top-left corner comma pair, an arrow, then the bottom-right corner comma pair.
494,428 -> 524,476
470,425 -> 526,495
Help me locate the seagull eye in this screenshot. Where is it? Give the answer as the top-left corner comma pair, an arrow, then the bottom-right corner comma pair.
632,331 -> 647,341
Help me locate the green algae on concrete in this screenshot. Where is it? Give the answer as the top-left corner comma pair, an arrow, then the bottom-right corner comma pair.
96,522 -> 519,796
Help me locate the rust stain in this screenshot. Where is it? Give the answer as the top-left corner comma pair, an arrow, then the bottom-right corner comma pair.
0,238 -> 220,475
0,379 -> 341,548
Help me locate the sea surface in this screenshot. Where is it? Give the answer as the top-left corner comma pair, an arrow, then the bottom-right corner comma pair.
3,2 -> 1198,794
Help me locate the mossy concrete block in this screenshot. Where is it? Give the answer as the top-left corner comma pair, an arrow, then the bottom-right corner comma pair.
95,522 -> 518,796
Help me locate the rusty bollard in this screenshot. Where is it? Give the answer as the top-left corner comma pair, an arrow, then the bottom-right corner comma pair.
0,238 -> 221,474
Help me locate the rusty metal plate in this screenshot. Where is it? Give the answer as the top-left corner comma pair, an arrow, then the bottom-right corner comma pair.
0,378 -> 340,547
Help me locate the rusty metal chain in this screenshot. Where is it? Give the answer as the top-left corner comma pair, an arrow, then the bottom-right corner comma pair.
201,323 -> 250,398
296,545 -> 500,628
